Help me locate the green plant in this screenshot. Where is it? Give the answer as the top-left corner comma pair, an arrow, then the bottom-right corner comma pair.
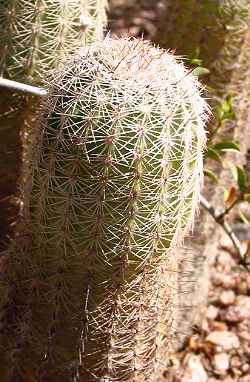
0,37 -> 208,381
0,0 -> 108,249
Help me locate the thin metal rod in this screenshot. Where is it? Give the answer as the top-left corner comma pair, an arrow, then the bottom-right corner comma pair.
0,77 -> 47,97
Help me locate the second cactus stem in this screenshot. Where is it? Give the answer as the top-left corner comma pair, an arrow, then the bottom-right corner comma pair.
0,0 -> 108,249
153,0 -> 250,102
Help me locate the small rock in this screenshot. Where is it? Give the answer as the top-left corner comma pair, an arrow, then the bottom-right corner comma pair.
230,355 -> 241,368
235,296 -> 250,319
242,363 -> 250,373
212,273 -> 236,289
217,251 -> 234,269
220,307 -> 245,323
219,290 -> 235,306
213,353 -> 230,375
221,296 -> 250,323
206,331 -> 240,351
206,305 -> 219,320
181,354 -> 207,382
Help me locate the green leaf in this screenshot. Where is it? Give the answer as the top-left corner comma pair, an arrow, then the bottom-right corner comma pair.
222,95 -> 233,113
215,95 -> 235,121
244,193 -> 250,203
236,166 -> 247,191
187,47 -> 201,62
192,66 -> 210,77
186,48 -> 209,76
213,141 -> 240,152
230,164 -> 247,191
206,148 -> 223,164
204,169 -> 219,183
189,58 -> 203,66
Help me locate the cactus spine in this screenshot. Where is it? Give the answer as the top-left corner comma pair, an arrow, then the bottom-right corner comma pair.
0,37 -> 207,381
0,0 -> 108,248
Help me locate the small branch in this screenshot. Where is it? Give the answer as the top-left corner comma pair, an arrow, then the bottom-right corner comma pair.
217,202 -> 236,220
217,197 -> 241,221
200,195 -> 247,266
0,77 -> 47,97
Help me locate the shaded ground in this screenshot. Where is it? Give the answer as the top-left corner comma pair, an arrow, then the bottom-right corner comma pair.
108,2 -> 250,381
108,0 -> 166,40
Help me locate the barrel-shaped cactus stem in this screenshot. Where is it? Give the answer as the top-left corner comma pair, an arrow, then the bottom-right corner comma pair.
0,37 -> 208,381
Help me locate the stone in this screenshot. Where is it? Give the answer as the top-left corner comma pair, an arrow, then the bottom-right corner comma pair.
206,331 -> 240,351
213,353 -> 230,375
219,290 -> 235,306
181,354 -> 207,382
206,305 -> 219,320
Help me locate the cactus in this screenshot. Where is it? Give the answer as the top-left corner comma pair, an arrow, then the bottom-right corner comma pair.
153,0 -> 250,102
0,0 -> 107,83
0,0 -> 108,248
0,37 -> 208,381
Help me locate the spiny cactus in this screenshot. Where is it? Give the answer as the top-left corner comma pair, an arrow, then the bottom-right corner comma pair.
0,37 -> 208,381
0,0 -> 107,83
0,0 -> 108,249
154,0 -> 250,102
